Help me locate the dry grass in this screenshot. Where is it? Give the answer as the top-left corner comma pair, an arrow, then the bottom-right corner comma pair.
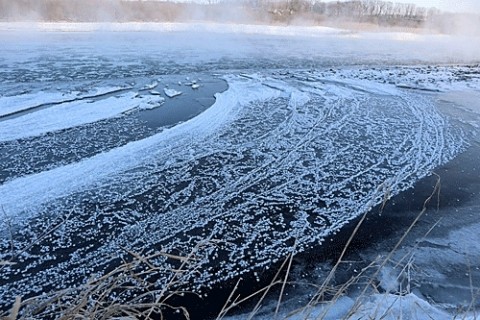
216,171 -> 478,319
1,240 -> 213,320
2,172 -> 479,320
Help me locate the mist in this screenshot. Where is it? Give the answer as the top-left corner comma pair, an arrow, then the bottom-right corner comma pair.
0,0 -> 479,68
0,0 -> 479,36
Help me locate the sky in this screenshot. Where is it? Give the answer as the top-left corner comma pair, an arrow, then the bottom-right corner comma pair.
381,0 -> 480,13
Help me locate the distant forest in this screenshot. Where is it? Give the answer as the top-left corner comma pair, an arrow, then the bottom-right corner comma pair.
0,0 -> 477,32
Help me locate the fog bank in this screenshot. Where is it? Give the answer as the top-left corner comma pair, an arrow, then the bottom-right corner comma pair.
1,0 -> 479,37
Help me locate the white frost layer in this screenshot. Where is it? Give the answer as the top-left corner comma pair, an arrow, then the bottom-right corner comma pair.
0,76 -> 282,218
0,92 -> 166,142
0,86 -> 125,117
346,294 -> 452,320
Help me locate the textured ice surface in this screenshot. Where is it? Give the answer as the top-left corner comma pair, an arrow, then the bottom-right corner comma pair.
0,69 -> 469,309
0,75 -> 279,217
0,115 -> 154,185
227,293 -> 455,320
292,294 -> 452,320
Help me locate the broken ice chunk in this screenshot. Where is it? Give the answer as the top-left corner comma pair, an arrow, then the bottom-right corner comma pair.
149,90 -> 162,95
139,96 -> 166,110
164,88 -> 182,98
142,81 -> 159,90
192,84 -> 200,90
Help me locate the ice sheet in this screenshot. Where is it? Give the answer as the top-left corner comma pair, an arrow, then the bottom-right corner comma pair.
271,294 -> 452,320
227,294 -> 455,320
0,92 -> 165,142
1,21 -> 479,315
0,71 -> 467,309
0,86 -> 126,117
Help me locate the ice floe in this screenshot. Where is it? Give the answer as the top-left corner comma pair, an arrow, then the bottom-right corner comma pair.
142,81 -> 159,90
164,88 -> 183,98
137,95 -> 166,110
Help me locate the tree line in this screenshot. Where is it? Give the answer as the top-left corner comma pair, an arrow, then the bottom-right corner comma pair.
0,0 -> 465,30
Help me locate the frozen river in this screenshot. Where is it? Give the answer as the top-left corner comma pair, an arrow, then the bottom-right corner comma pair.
0,23 -> 479,319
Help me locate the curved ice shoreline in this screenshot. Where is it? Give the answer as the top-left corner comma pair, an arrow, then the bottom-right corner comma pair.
0,72 -> 466,309
0,76 -> 280,218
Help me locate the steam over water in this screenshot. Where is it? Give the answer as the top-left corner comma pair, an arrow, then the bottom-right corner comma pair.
0,24 -> 479,314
